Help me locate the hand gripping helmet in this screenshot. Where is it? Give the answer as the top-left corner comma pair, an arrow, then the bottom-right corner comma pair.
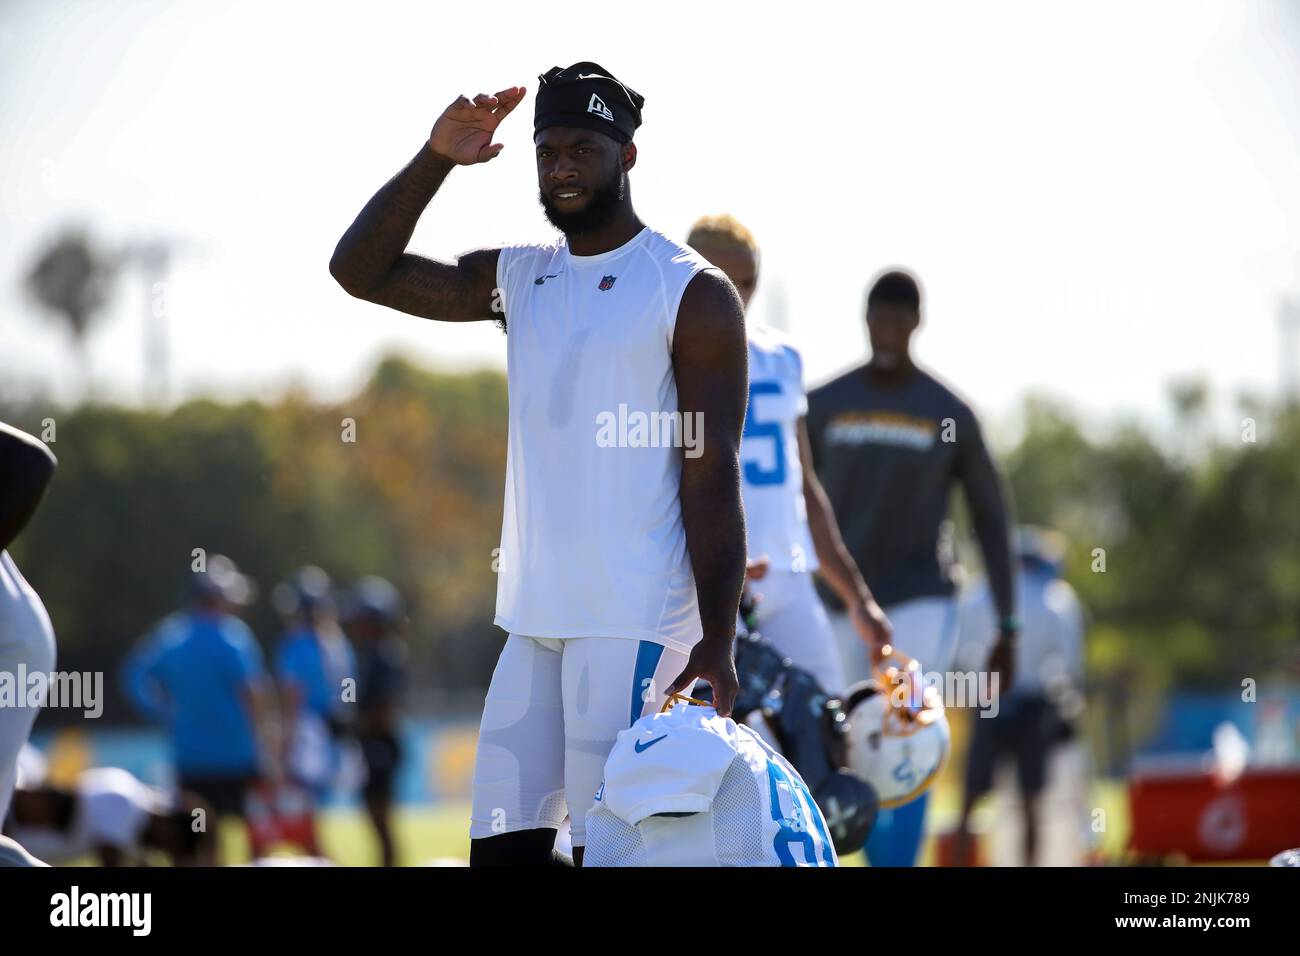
843,646 -> 950,809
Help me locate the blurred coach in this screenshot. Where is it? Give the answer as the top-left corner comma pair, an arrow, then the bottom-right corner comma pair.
122,556 -> 275,839
806,269 -> 1018,867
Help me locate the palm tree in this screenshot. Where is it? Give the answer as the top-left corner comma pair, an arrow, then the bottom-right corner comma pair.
25,228 -> 115,399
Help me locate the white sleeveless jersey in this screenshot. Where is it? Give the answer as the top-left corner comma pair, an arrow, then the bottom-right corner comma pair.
493,227 -> 718,653
741,327 -> 818,573
585,702 -> 838,867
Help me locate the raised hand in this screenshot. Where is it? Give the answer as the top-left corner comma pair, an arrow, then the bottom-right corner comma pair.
428,86 -> 526,165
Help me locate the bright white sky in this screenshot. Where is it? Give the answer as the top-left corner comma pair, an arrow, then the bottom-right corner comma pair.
3,0 -> 1298,438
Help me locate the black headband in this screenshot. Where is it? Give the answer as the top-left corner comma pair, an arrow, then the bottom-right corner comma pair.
534,61 -> 645,145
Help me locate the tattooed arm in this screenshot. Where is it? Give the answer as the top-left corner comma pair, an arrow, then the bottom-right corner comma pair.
329,86 -> 526,322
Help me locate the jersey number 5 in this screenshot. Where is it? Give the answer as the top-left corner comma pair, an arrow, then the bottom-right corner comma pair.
743,381 -> 786,486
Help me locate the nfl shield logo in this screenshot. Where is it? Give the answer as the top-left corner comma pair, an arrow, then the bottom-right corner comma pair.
598,275 -> 617,291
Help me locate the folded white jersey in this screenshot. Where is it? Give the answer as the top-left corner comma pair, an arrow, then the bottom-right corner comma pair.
585,701 -> 838,867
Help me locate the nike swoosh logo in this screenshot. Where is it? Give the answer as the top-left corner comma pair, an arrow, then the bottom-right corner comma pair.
534,273 -> 562,285
634,734 -> 667,753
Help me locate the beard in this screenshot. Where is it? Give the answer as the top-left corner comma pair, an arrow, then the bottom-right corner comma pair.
538,168 -> 625,236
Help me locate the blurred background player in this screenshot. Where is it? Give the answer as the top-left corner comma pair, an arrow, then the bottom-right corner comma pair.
342,575 -> 408,867
954,526 -> 1086,866
5,766 -> 216,866
0,422 -> 59,866
273,566 -> 358,805
121,554 -> 276,859
806,268 -> 1018,867
330,63 -> 747,867
684,216 -> 891,693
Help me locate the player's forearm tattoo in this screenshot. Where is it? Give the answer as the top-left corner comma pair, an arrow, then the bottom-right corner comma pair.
331,146 -> 453,293
330,147 -> 499,323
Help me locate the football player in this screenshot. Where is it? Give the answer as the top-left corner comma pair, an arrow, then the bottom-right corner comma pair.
330,63 -> 747,866
6,767 -> 216,866
0,422 -> 58,829
954,526 -> 1085,866
273,566 -> 357,800
342,576 -> 409,867
685,215 -> 891,693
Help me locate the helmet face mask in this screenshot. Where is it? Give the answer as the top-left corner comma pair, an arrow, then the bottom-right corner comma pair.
843,650 -> 951,809
728,619 -> 885,855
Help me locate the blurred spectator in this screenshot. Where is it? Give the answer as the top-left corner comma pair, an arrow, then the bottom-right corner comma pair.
5,766 -> 216,866
342,576 -> 408,867
954,526 -> 1086,866
272,567 -> 357,801
121,555 -> 274,851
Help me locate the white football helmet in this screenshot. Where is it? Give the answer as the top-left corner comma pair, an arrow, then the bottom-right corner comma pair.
843,647 -> 950,808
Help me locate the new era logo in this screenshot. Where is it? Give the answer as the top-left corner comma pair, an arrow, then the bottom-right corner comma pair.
587,93 -> 614,122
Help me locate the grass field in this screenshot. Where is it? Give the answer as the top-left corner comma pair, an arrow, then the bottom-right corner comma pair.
209,777 -> 1133,867
221,802 -> 476,867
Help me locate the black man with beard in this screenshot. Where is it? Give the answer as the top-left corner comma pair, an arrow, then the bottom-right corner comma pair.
330,62 -> 747,867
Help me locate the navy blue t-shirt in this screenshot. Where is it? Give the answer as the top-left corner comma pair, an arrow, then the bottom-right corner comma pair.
806,364 -> 1015,617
